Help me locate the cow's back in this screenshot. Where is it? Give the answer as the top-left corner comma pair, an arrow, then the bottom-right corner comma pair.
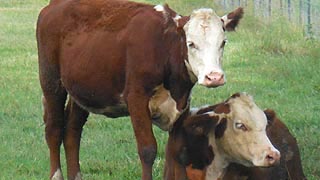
37,0 -> 154,67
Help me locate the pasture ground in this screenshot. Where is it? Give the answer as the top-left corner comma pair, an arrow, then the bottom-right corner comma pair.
0,0 -> 319,179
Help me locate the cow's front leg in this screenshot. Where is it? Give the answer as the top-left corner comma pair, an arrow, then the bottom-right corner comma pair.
127,92 -> 157,180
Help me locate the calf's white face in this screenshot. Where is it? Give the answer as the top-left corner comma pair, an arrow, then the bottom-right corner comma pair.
213,94 -> 280,167
184,8 -> 243,87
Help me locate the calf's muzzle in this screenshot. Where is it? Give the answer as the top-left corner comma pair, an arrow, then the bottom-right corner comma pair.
265,148 -> 281,166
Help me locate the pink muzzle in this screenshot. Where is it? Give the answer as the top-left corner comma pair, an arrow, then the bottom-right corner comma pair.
203,72 -> 225,87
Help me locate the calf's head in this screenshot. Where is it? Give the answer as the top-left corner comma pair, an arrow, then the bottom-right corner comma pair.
183,8 -> 243,87
185,93 -> 280,168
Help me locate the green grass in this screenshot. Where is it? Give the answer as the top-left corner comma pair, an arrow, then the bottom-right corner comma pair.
0,0 -> 319,179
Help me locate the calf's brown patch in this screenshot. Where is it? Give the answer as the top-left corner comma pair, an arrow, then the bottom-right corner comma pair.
215,118 -> 227,139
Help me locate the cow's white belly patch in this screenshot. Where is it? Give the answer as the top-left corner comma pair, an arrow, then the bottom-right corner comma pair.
149,84 -> 181,131
79,103 -> 128,118
69,85 -> 181,129
72,95 -> 129,118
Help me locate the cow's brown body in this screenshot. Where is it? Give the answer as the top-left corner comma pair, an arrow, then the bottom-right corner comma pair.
37,0 -> 192,179
165,103 -> 306,180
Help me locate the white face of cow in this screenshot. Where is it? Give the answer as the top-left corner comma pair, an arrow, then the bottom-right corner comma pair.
214,93 -> 280,167
183,8 -> 243,88
184,9 -> 225,87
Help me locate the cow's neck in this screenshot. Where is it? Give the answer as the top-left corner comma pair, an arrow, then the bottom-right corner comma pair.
206,132 -> 229,180
166,66 -> 194,112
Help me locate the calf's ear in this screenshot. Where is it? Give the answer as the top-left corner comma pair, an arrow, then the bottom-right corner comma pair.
183,113 -> 220,136
221,7 -> 244,31
264,109 -> 276,126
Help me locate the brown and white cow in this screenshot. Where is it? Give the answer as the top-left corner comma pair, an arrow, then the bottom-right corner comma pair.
36,0 -> 242,179
223,109 -> 306,180
177,109 -> 306,180
164,93 -> 281,180
183,7 -> 243,87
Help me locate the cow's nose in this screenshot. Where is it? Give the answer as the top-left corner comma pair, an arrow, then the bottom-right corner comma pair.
265,149 -> 281,166
203,72 -> 225,87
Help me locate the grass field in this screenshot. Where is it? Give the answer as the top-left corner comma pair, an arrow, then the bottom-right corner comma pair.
0,0 -> 319,179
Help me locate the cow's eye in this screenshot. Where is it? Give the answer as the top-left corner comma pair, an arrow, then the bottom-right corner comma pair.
187,41 -> 198,49
235,122 -> 248,131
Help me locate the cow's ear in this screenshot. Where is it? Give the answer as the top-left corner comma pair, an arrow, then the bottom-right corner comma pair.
183,113 -> 219,136
176,16 -> 190,29
221,7 -> 243,31
264,109 -> 276,126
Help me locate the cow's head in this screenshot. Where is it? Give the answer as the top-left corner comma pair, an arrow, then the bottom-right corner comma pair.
182,8 -> 243,87
184,93 -> 280,168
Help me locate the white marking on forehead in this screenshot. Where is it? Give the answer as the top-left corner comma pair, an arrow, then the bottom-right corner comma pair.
187,8 -> 224,38
228,93 -> 267,129
191,9 -> 221,26
193,8 -> 213,15
154,5 -> 164,12
52,169 -> 64,180
228,93 -> 255,109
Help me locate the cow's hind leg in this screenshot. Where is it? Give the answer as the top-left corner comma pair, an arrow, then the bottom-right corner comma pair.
39,51 -> 68,179
42,86 -> 67,180
63,98 -> 88,180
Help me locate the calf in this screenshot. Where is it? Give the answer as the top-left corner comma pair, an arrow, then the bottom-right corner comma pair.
37,0 -> 243,179
223,109 -> 306,180
164,93 -> 281,180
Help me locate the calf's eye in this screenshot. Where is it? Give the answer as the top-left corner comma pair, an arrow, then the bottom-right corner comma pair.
235,122 -> 248,131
